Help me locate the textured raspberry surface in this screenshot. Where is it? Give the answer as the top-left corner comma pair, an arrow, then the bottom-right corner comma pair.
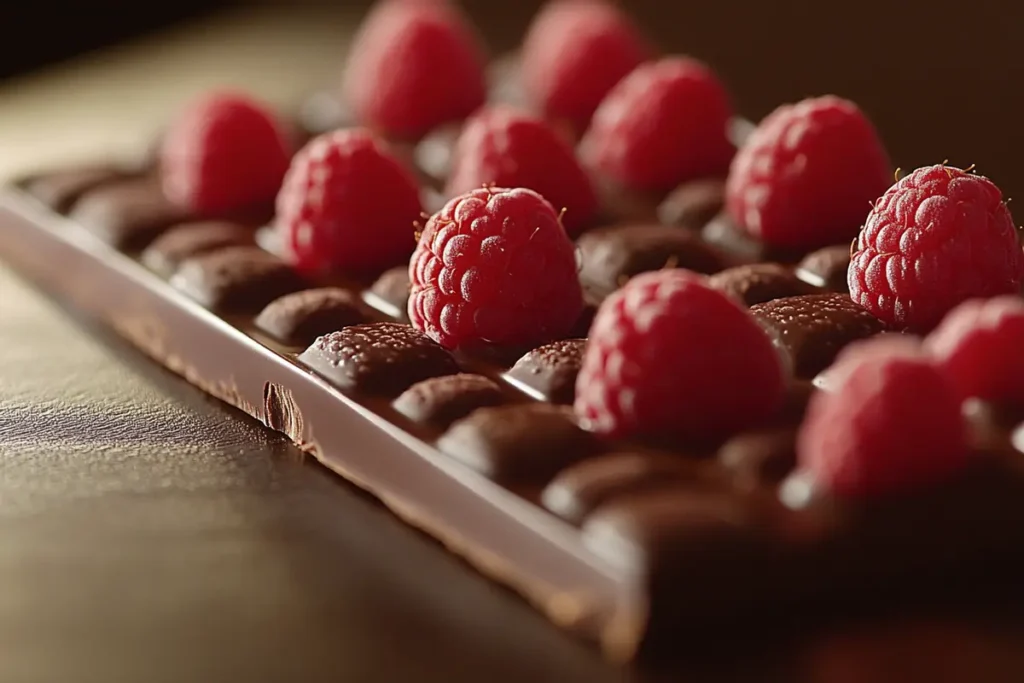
579,57 -> 735,192
276,129 -> 423,274
445,105 -> 598,236
726,96 -> 891,250
849,165 -> 1024,332
342,0 -> 487,139
925,295 -> 1024,404
574,269 -> 785,441
520,0 -> 649,134
797,339 -> 968,498
161,91 -> 292,214
408,187 -> 584,349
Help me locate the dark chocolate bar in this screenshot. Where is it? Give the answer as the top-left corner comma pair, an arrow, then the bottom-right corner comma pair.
7,153 -> 1024,662
5,46 -> 1024,669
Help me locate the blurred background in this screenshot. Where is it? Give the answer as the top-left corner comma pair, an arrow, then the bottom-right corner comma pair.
4,0 -> 1021,196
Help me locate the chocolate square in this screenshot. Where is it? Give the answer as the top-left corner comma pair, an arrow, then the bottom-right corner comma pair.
170,246 -> 306,313
365,266 -> 412,321
749,293 -> 887,379
577,223 -> 727,298
701,212 -> 805,264
437,404 -> 599,483
717,427 -> 799,489
542,451 -> 715,525
23,166 -> 127,213
298,322 -> 459,395
141,221 -> 256,276
581,490 -> 777,615
796,244 -> 853,292
505,338 -> 586,404
706,263 -> 818,307
69,177 -> 191,249
392,373 -> 506,428
255,287 -> 370,347
656,178 -> 726,230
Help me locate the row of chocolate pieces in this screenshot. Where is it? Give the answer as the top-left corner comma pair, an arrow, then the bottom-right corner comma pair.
23,0 -> 1024,527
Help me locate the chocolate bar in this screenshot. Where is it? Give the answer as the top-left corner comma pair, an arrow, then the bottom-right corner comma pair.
5,1 -> 1024,665
7,153 -> 1024,662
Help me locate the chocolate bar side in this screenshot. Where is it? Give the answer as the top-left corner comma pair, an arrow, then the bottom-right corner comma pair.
0,187 -> 649,657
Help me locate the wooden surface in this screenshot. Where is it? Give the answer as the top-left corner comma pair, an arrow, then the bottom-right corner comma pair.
4,4 -> 1024,681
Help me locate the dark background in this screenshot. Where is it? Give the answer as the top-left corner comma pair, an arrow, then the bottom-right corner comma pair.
6,0 -> 1019,199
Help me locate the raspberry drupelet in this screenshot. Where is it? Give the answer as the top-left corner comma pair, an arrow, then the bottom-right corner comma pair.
797,338 -> 969,498
574,269 -> 786,442
849,164 -> 1024,332
726,95 -> 892,251
579,57 -> 736,193
408,187 -> 584,350
276,128 -> 423,275
342,0 -> 487,140
161,90 -> 293,215
445,105 -> 598,237
520,0 -> 650,135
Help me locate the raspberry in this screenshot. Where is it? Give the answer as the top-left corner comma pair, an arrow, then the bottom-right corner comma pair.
796,338 -> 969,498
161,90 -> 292,215
812,333 -> 922,392
445,105 -> 598,236
574,269 -> 785,441
726,96 -> 891,250
276,129 -> 423,274
579,57 -> 735,193
520,0 -> 650,135
925,295 -> 1024,404
849,164 -> 1024,332
408,187 -> 584,350
342,0 -> 487,140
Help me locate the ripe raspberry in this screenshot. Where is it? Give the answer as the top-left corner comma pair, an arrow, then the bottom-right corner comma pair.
161,90 -> 292,215
726,96 -> 891,250
574,269 -> 785,441
925,295 -> 1024,404
445,105 -> 598,236
849,164 -> 1024,332
342,0 -> 487,140
276,128 -> 423,274
408,187 -> 584,350
520,0 -> 650,134
796,338 -> 969,498
812,333 -> 922,392
579,57 -> 735,193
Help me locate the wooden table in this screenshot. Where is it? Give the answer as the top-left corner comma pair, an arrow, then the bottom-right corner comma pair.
3,4 -> 1024,681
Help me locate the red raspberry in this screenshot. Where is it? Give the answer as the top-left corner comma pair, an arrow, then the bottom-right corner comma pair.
342,0 -> 487,140
276,128 -> 423,274
849,164 -> 1024,332
445,105 -> 598,236
579,57 -> 735,193
813,333 -> 923,392
161,90 -> 292,215
408,187 -> 584,349
726,96 -> 891,250
925,295 -> 1024,404
520,0 -> 650,134
796,338 -> 969,498
574,269 -> 785,441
